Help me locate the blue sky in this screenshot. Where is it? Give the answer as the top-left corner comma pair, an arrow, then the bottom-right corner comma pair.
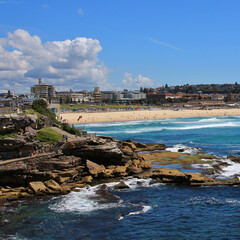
1,0 -> 240,93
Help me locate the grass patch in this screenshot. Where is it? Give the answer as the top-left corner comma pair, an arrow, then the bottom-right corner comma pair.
0,133 -> 18,139
25,109 -> 42,117
35,127 -> 62,145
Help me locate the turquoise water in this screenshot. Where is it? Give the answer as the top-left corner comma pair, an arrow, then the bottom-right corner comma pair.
80,115 -> 240,157
1,116 -> 240,240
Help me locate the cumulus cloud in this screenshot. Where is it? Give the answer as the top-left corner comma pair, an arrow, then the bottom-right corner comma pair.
122,72 -> 153,89
0,29 -> 110,92
78,8 -> 83,15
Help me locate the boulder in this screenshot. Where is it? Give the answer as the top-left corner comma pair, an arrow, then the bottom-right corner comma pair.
60,185 -> 72,194
81,175 -> 93,183
44,180 -> 61,191
28,181 -> 49,194
113,181 -> 130,189
86,160 -> 105,177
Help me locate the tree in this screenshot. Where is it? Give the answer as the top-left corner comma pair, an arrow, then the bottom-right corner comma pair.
165,84 -> 168,88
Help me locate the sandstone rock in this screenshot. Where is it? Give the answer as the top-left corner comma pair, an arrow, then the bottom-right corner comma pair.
113,166 -> 127,177
132,159 -> 140,166
113,181 -> 130,189
139,160 -> 152,169
19,192 -> 31,198
62,138 -> 123,165
152,168 -> 188,184
122,141 -> 137,150
103,169 -> 114,178
28,181 -> 49,194
24,126 -> 37,138
128,166 -> 143,174
0,191 -> 20,200
81,175 -> 93,183
0,114 -> 40,135
133,142 -> 147,148
44,180 -> 61,191
185,172 -> 206,183
122,146 -> 133,154
59,170 -> 78,178
55,176 -> 70,184
60,185 -> 71,194
86,160 -> 105,177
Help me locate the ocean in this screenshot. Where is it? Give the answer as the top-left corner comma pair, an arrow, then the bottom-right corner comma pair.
1,116 -> 240,240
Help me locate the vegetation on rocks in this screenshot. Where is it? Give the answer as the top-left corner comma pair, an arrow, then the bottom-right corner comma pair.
32,99 -> 59,124
35,127 -> 62,145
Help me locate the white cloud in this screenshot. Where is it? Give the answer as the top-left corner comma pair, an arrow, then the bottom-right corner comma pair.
122,72 -> 153,89
0,29 -> 110,92
78,8 -> 83,15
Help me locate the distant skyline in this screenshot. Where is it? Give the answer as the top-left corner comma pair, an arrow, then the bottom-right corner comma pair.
1,0 -> 240,93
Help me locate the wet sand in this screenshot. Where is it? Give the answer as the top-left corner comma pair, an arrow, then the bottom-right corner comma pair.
60,108 -> 240,124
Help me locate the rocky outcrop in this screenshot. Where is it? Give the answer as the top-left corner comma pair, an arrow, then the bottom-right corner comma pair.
62,138 -> 124,165
0,136 -> 41,160
136,167 -> 221,186
0,114 -> 42,135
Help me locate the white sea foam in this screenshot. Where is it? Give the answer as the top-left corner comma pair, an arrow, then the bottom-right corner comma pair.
50,178 -> 159,214
219,159 -> 240,178
198,117 -> 221,123
225,199 -> 240,206
192,163 -> 213,169
124,127 -> 163,134
118,205 -> 152,220
166,144 -> 199,154
169,122 -> 237,130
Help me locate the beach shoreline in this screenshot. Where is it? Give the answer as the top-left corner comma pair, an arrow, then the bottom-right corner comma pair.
60,108 -> 240,124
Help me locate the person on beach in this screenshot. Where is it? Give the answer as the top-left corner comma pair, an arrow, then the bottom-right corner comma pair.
65,135 -> 68,142
62,135 -> 65,142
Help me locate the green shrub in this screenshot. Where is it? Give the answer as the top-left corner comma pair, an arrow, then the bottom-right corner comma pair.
32,99 -> 59,124
62,124 -> 81,136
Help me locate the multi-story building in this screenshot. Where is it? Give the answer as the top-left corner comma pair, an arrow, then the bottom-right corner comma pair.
56,90 -> 84,104
101,90 -> 146,103
31,78 -> 56,101
92,87 -> 102,103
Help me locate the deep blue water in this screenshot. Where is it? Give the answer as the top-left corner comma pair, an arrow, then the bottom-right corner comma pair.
1,116 -> 240,240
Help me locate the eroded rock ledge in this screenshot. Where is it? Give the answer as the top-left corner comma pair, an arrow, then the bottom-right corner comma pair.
0,136 -> 239,204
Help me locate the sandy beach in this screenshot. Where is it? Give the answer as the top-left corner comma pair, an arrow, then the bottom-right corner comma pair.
60,108 -> 240,124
